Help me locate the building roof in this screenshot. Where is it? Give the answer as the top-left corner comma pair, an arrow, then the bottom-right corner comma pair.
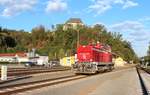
16,53 -> 27,57
0,53 -> 15,57
66,18 -> 83,24
0,52 -> 27,57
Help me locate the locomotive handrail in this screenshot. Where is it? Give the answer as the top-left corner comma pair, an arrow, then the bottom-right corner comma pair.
92,48 -> 111,53
92,48 -> 118,56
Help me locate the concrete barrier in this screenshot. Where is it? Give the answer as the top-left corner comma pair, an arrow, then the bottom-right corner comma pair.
1,65 -> 7,80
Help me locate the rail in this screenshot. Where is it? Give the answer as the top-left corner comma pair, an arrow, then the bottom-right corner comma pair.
136,67 -> 149,95
0,67 -> 71,77
0,75 -> 87,95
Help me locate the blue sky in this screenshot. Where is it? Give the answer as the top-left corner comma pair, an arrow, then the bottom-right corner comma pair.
0,0 -> 150,57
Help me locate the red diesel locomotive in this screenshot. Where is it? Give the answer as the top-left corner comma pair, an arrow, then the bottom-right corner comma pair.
72,43 -> 114,74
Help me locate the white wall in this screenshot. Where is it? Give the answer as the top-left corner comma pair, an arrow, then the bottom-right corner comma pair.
18,57 -> 29,63
0,57 -> 16,62
37,56 -> 49,65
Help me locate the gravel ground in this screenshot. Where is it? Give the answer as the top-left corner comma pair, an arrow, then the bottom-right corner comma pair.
0,70 -> 74,87
15,67 -> 142,95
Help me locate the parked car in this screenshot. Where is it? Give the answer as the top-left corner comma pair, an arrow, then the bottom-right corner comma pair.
49,61 -> 60,67
24,62 -> 37,67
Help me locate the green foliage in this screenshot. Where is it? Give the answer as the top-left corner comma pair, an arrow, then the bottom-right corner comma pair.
147,42 -> 150,56
0,28 -> 17,52
143,42 -> 150,61
0,24 -> 138,62
5,36 -> 17,47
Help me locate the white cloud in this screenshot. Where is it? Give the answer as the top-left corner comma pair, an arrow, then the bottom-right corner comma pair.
89,0 -> 112,14
113,0 -> 124,4
123,0 -> 138,9
130,30 -> 149,42
0,0 -> 37,17
109,20 -> 150,42
110,21 -> 144,32
138,16 -> 150,22
108,19 -> 150,56
45,0 -> 67,13
89,0 -> 138,15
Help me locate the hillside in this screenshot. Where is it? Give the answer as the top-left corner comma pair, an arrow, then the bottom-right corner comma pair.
0,24 -> 138,62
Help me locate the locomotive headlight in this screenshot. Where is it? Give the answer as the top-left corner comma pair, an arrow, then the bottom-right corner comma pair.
90,59 -> 92,62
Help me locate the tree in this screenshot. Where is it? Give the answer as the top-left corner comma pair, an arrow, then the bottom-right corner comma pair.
0,24 -> 138,62
0,35 -> 6,49
147,42 -> 150,56
5,36 -> 17,48
58,48 -> 65,58
0,27 -> 2,32
31,25 -> 46,48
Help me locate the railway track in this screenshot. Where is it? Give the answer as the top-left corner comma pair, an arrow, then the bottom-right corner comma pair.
0,67 -> 71,77
0,66 -> 70,71
142,68 -> 150,74
0,65 -> 135,95
0,65 -> 132,77
136,67 -> 149,95
0,75 -> 87,95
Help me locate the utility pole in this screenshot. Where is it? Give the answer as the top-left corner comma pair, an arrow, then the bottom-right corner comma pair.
77,29 -> 80,48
